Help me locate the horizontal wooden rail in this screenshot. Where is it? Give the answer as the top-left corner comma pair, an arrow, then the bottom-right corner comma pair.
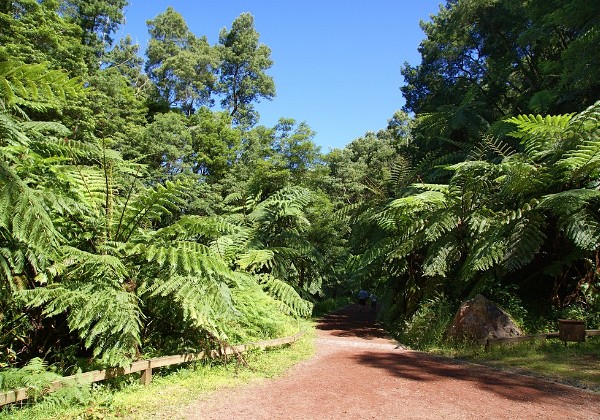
0,330 -> 306,407
480,329 -> 599,349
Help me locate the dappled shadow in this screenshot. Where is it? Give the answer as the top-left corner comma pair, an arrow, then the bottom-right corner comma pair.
316,304 -> 389,340
353,351 -> 595,405
316,305 -> 598,407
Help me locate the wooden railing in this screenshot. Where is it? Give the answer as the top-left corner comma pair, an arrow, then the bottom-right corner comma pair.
479,329 -> 600,350
0,330 -> 306,407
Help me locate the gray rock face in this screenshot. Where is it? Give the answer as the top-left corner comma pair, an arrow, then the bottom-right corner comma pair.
446,294 -> 522,341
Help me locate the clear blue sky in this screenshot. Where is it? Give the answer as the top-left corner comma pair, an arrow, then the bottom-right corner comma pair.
118,0 -> 443,150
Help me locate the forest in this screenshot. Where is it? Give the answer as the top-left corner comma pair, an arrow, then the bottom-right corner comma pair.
1,0 -> 599,385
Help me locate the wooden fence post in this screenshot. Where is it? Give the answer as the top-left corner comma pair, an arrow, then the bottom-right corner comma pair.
140,367 -> 152,385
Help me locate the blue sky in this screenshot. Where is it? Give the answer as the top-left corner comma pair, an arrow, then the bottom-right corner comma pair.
118,1 -> 443,150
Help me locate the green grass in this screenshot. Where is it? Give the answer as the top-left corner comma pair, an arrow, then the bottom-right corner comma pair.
0,324 -> 316,420
437,336 -> 600,391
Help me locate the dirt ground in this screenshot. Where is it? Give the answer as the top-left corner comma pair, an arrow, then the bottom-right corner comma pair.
176,305 -> 600,419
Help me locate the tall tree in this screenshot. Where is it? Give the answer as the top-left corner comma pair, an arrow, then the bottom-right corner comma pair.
0,0 -> 88,76
102,35 -> 147,88
217,12 -> 275,126
59,0 -> 129,62
145,7 -> 217,115
401,0 -> 600,154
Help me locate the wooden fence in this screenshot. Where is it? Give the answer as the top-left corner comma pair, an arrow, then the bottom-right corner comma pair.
0,330 -> 306,407
479,329 -> 600,350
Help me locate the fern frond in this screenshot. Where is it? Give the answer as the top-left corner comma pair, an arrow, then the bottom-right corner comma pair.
256,274 -> 313,317
248,186 -> 313,226
24,283 -> 142,366
569,100 -> 600,132
20,121 -> 70,138
506,113 -> 574,138
154,215 -> 240,241
460,235 -> 507,281
468,134 -> 517,161
0,62 -> 81,108
115,180 -> 189,241
31,137 -> 102,163
506,112 -> 574,161
0,111 -> 31,146
209,227 -> 253,262
129,240 -> 232,278
424,211 -> 460,242
539,190 -> 600,250
236,249 -> 275,271
381,190 -> 447,231
0,358 -> 62,400
503,212 -> 547,272
141,274 -> 237,338
557,131 -> 600,180
0,161 -> 62,257
422,236 -> 461,277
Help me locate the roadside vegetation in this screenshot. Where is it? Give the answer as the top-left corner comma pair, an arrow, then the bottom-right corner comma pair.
444,338 -> 600,392
0,327 -> 315,420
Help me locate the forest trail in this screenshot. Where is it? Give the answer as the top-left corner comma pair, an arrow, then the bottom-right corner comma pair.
174,305 -> 600,419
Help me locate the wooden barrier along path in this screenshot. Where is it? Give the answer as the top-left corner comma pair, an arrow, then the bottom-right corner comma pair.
480,329 -> 600,350
0,330 -> 306,407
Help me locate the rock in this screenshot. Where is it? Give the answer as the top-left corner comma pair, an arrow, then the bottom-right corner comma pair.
446,294 -> 522,341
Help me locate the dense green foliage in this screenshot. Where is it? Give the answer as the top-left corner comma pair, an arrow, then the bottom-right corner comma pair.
1,0 -> 599,408
364,0 -> 600,345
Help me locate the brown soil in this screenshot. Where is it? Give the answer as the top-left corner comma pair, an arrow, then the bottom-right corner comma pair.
176,305 -> 600,419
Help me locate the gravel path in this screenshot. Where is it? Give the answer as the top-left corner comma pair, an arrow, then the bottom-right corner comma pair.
177,305 -> 600,419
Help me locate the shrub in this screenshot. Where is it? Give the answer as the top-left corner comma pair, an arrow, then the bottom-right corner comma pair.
396,294 -> 455,349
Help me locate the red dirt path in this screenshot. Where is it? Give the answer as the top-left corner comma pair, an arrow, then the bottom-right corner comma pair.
178,305 -> 600,419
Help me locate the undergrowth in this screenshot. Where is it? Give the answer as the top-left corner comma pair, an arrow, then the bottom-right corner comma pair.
447,336 -> 600,391
0,321 -> 314,420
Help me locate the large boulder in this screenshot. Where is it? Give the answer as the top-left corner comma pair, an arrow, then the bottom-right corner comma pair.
446,294 -> 522,341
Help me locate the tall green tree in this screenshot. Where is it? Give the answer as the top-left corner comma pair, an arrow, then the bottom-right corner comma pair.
0,0 -> 88,76
59,0 -> 129,62
102,35 -> 147,88
217,12 -> 275,126
401,0 -> 600,156
145,7 -> 218,115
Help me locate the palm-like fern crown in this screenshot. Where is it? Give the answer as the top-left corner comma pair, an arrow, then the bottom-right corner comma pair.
1,62 -> 81,298
356,101 -> 600,313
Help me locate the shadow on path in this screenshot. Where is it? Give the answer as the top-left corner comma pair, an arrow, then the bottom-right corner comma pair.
353,351 -> 595,404
316,304 -> 388,340
315,303 -> 600,410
